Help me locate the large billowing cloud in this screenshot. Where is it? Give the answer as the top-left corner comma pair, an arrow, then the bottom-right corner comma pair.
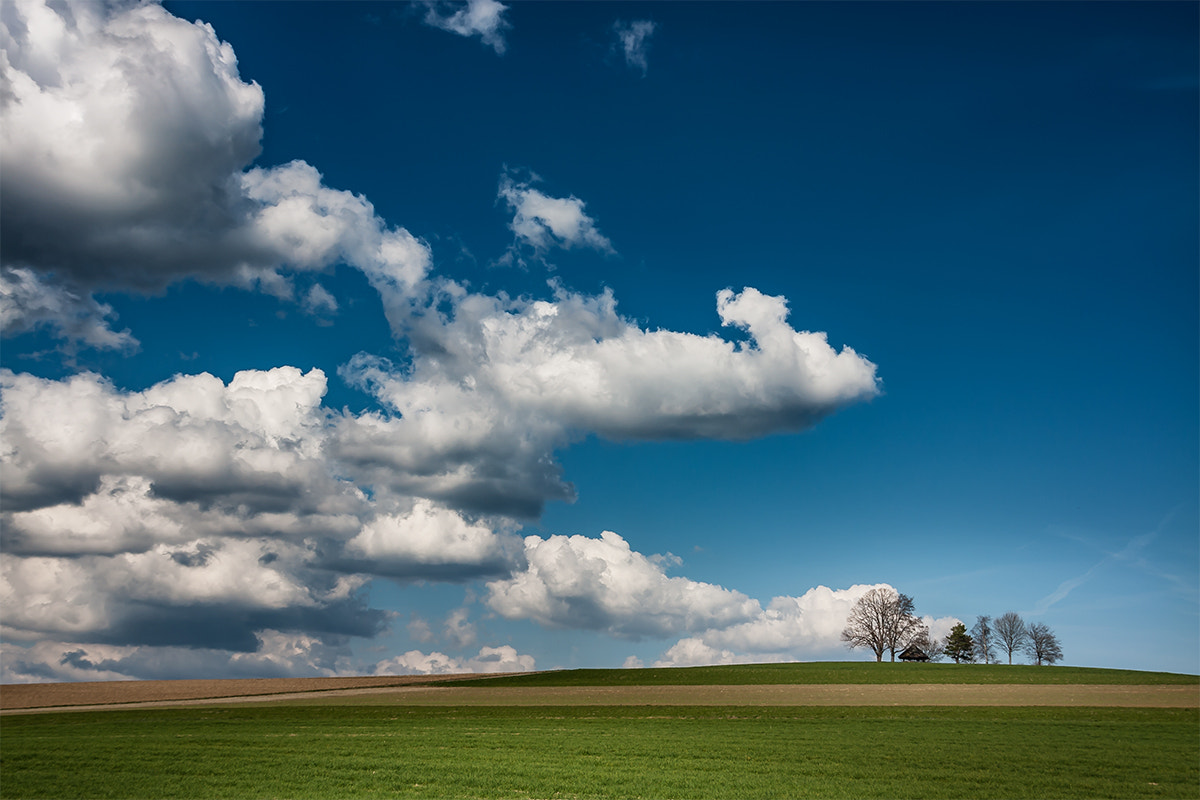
0,0 -> 430,347
0,0 -> 263,292
1,540 -> 382,652
0,367 -> 345,517
0,366 -> 520,566
0,367 -> 523,674
338,285 -> 879,517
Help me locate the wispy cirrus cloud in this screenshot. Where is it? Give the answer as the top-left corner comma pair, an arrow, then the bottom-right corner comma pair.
613,20 -> 656,75
1030,528 -> 1164,616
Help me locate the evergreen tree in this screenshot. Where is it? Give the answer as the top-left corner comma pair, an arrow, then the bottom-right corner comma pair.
943,622 -> 975,663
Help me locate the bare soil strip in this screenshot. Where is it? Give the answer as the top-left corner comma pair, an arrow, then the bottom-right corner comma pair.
4,681 -> 1196,714
0,675 -> 488,711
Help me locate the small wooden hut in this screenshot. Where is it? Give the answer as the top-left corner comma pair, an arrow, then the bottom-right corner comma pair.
898,645 -> 929,662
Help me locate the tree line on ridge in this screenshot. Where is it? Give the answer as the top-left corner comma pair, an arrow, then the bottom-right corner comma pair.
840,587 -> 1063,665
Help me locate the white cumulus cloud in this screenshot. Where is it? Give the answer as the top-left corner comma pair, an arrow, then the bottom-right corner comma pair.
498,173 -> 614,265
486,531 -> 761,638
0,365 -> 526,669
0,538 -> 380,652
337,285 -> 879,517
0,366 -> 345,516
653,638 -> 751,668
422,0 -> 510,55
239,161 -> 432,309
372,644 -> 534,675
344,500 -> 520,579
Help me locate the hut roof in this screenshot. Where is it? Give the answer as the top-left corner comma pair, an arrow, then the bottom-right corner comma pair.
898,645 -> 929,662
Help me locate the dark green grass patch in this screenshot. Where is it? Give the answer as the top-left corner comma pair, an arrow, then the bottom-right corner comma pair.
445,661 -> 1200,688
3,705 -> 1196,799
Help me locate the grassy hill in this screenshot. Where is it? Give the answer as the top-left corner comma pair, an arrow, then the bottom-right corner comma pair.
446,660 -> 1199,687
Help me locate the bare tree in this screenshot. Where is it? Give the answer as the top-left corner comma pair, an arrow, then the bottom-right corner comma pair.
911,627 -> 945,662
841,587 -> 891,662
994,612 -> 1028,665
841,587 -> 925,662
923,635 -> 947,662
1024,622 -> 1063,665
886,593 -> 927,662
971,615 -> 996,664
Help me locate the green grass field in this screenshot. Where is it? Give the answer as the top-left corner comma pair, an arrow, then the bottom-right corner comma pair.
4,705 -> 1195,799
444,661 -> 1199,687
3,663 -> 1197,800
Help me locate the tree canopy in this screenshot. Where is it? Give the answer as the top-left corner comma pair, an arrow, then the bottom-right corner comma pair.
840,588 -> 928,663
994,612 -> 1029,665
1024,622 -> 1064,665
943,622 -> 975,664
840,595 -> 1063,666
971,616 -> 996,665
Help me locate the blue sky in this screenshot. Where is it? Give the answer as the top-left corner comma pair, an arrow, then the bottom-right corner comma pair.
1,0 -> 1196,680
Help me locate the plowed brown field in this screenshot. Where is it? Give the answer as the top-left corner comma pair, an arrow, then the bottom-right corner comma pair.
0,675 -> 477,711
3,677 -> 1196,714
